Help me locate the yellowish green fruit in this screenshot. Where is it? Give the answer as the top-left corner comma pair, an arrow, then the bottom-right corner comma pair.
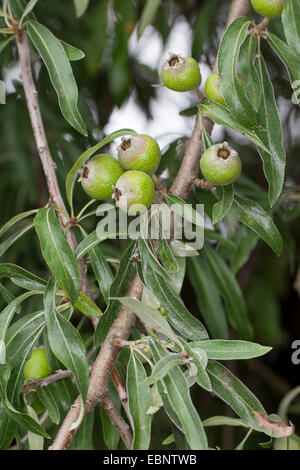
200,142 -> 242,186
117,134 -> 161,173
205,72 -> 243,106
251,0 -> 284,18
161,53 -> 201,92
113,170 -> 155,215
80,154 -> 124,200
24,348 -> 50,381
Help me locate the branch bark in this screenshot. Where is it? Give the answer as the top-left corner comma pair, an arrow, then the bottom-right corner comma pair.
34,0 -> 251,451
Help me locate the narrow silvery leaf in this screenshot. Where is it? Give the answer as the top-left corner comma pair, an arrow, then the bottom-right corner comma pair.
191,340 -> 272,361
180,339 -> 211,392
212,184 -> 234,224
75,291 -> 102,317
282,0 -> 300,57
150,339 -> 208,450
127,351 -> 152,450
255,55 -> 286,207
27,21 -> 87,136
141,354 -> 186,386
61,41 -> 85,61
34,206 -> 80,305
165,194 -> 204,227
239,34 -> 262,112
26,404 -> 44,450
37,388 -> 60,424
89,245 -> 114,305
218,17 -> 256,127
0,224 -> 33,258
142,263 -> 208,341
43,280 -> 89,422
138,0 -> 161,38
0,209 -> 38,239
230,195 -> 283,255
0,263 -> 46,292
207,360 -> 283,437
74,0 -> 89,18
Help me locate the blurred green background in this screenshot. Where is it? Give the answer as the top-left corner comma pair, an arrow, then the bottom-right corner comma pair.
0,0 -> 299,449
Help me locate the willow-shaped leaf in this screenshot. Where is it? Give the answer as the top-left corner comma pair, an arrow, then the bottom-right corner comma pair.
75,291 -> 102,317
0,263 -> 46,292
191,340 -> 271,360
282,0 -> 300,56
34,207 -> 80,305
255,55 -> 286,206
127,351 -> 152,450
218,17 -> 256,127
43,280 -> 89,426
212,184 -> 234,224
230,195 -> 283,255
61,41 -> 85,61
27,21 -> 87,135
239,34 -> 262,112
0,224 -> 33,258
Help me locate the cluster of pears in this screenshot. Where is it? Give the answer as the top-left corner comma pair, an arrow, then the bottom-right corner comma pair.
80,134 -> 161,215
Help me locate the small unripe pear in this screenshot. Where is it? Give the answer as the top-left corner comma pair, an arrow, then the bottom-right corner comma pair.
117,134 -> 161,173
24,348 -> 51,381
113,170 -> 155,215
200,142 -> 242,186
251,0 -> 284,18
80,154 -> 124,200
161,53 -> 201,92
205,71 -> 243,107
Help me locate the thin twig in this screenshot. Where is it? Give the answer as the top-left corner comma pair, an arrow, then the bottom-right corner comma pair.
23,370 -> 73,394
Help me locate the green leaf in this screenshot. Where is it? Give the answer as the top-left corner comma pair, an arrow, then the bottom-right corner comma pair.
37,388 -> 60,425
282,0 -> 300,56
127,351 -> 152,450
75,224 -> 126,261
89,246 -> 114,305
26,403 -> 44,450
20,0 -> 39,25
150,339 -> 208,450
218,17 -> 256,126
27,21 -> 87,135
138,238 -> 169,279
141,354 -> 186,386
94,242 -> 136,348
206,360 -> 280,437
43,280 -> 89,428
34,207 -> 80,305
142,262 -> 208,341
0,291 -> 40,364
239,34 -> 262,112
0,224 -> 33,258
180,339 -> 211,392
199,100 -> 270,153
75,291 -> 102,317
188,257 -> 228,339
165,194 -> 204,227
255,55 -> 286,206
0,364 -> 49,439
117,297 -> 182,348
0,209 -> 38,239
212,185 -> 234,224
266,33 -> 300,104
230,195 -> 283,255
0,263 -> 46,292
203,415 -> 248,428
203,245 -> 253,340
190,340 -> 272,360
0,404 -> 17,450
0,36 -> 16,56
74,0 -> 89,18
138,0 -> 161,38
61,40 -> 85,61
66,129 -> 137,214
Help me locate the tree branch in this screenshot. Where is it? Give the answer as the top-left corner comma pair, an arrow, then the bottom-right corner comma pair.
49,0 -> 251,450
